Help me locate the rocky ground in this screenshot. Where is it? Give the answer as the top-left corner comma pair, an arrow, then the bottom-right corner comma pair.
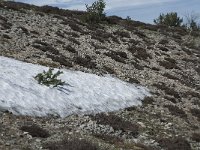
0,1 -> 200,150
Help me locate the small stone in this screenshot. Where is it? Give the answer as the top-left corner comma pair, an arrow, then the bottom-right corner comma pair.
35,139 -> 41,142
5,142 -> 10,146
137,121 -> 146,128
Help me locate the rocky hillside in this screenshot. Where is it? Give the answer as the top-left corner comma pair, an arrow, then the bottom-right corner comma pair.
0,1 -> 200,150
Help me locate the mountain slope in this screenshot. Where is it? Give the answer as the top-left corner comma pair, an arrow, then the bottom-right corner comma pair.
0,1 -> 200,150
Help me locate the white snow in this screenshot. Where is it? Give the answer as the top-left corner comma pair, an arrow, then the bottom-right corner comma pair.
0,56 -> 150,117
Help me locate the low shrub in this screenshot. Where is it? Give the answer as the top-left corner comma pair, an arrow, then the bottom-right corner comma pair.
128,45 -> 151,60
44,137 -> 98,150
34,68 -> 65,87
164,105 -> 187,118
154,12 -> 183,27
159,60 -> 178,69
83,0 -> 106,23
90,113 -> 140,137
20,124 -> 50,138
46,54 -> 73,67
68,37 -> 81,45
114,30 -> 131,38
142,96 -> 154,106
75,55 -> 97,69
64,45 -> 76,53
153,82 -> 180,98
190,108 -> 200,121
163,73 -> 179,81
104,51 -> 126,63
158,137 -> 191,150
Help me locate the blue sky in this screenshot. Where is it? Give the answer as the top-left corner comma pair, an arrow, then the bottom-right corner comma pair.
16,0 -> 200,24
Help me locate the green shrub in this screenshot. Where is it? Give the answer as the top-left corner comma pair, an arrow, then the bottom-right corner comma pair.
84,0 -> 106,23
184,12 -> 200,31
34,68 -> 65,87
154,12 -> 183,27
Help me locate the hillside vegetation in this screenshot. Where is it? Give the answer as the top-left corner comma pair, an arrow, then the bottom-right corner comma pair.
0,1 -> 200,150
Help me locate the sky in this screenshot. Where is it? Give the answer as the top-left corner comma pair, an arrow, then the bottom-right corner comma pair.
16,0 -> 200,24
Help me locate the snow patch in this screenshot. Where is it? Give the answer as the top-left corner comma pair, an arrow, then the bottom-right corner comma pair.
0,56 -> 150,117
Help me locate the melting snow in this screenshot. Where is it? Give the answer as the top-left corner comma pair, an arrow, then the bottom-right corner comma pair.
0,56 -> 150,117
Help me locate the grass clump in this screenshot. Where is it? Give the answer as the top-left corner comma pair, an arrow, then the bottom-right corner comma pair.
34,68 -> 65,87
